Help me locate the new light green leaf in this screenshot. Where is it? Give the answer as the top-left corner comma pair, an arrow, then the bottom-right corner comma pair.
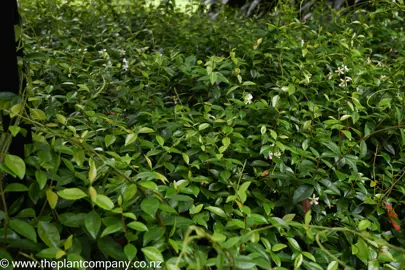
142,247 -> 164,262
57,188 -> 87,200
127,221 -> 149,232
125,133 -> 137,146
95,194 -> 114,210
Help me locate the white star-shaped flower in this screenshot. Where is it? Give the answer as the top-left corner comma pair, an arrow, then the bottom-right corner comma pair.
122,58 -> 129,71
309,194 -> 319,205
244,93 -> 253,104
335,67 -> 344,75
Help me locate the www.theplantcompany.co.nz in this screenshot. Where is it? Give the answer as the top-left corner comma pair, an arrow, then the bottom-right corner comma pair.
0,258 -> 163,269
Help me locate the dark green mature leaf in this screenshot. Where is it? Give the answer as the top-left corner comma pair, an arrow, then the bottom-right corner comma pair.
9,220 -> 37,243
85,211 -> 101,239
141,197 -> 160,216
5,183 -> 29,192
234,255 -> 256,269
359,141 -> 367,159
59,213 -> 85,227
38,222 -> 60,248
35,170 -> 47,190
0,92 -> 17,100
124,244 -> 137,261
97,237 -> 127,261
36,247 -> 65,259
101,222 -> 123,238
30,108 -> 47,121
292,185 -> 314,204
322,142 -> 341,155
354,238 -> 369,264
143,226 -> 165,246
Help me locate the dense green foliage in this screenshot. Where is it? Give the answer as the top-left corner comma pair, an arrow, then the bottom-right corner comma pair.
1,0 -> 405,269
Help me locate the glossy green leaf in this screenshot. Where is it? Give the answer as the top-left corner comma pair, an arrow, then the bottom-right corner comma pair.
104,135 -> 116,148
327,261 -> 338,270
95,194 -> 114,210
124,243 -> 137,261
294,253 -> 303,268
35,170 -> 47,190
38,221 -> 60,248
30,108 -> 47,120
141,197 -> 160,216
292,185 -> 314,204
4,154 -> 26,180
100,222 -> 123,238
287,237 -> 301,251
57,188 -> 87,200
88,158 -> 97,184
127,221 -> 149,232
358,219 -> 371,231
85,211 -> 101,239
5,183 -> 28,192
205,206 -> 227,218
125,133 -> 138,146
37,247 -> 65,259
142,246 -> 164,262
97,237 -> 127,261
272,243 -> 287,252
9,219 -> 37,243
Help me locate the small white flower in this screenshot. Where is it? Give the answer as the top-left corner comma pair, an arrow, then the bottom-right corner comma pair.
335,65 -> 349,75
244,93 -> 253,104
335,67 -> 344,75
339,79 -> 347,87
172,96 -> 178,105
309,194 -> 319,205
98,49 -> 106,55
377,61 -> 382,67
119,49 -> 126,56
339,77 -> 352,87
265,151 -> 281,160
122,58 -> 129,71
380,75 -> 387,80
327,72 -> 333,80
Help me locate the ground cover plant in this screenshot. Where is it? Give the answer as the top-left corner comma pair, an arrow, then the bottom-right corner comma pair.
1,0 -> 405,269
